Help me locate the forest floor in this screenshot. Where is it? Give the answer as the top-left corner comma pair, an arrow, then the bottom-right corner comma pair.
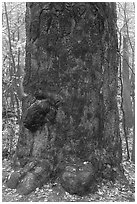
2,132 -> 135,202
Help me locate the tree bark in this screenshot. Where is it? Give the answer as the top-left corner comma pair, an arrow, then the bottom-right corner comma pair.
131,52 -> 135,163
122,36 -> 133,128
7,2 -> 123,196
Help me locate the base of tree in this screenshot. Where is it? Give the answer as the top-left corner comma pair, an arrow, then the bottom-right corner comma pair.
6,156 -> 126,196
60,161 -> 96,196
6,159 -> 52,195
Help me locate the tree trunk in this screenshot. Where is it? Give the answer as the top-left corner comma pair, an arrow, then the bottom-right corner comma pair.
122,36 -> 133,128
7,2 -> 123,196
131,50 -> 135,163
131,109 -> 135,163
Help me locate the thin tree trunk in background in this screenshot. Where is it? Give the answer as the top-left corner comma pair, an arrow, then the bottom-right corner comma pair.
4,2 -> 15,111
4,2 -> 16,69
131,50 -> 135,163
4,2 -> 16,153
122,2 -> 133,129
131,101 -> 135,163
122,36 -> 133,128
122,34 -> 132,160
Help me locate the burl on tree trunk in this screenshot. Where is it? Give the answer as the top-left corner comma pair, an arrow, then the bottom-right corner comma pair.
7,3 -> 123,196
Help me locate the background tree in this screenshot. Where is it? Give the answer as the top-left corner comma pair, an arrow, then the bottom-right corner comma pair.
2,2 -> 26,155
117,2 -> 135,162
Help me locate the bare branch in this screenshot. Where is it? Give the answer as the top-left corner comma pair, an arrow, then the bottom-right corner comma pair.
123,3 -> 134,52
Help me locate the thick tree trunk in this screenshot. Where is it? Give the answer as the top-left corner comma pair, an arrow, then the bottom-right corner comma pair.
7,3 -> 123,196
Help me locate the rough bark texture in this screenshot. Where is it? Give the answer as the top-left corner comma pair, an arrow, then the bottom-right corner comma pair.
7,3 -> 122,196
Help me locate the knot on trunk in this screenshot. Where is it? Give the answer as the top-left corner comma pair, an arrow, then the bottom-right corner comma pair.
23,98 -> 61,132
